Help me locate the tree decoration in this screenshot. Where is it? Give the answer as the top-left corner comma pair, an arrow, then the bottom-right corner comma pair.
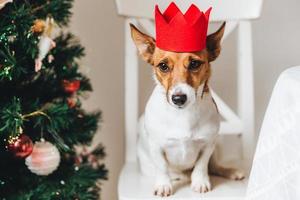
67,96 -> 77,108
74,144 -> 105,169
25,139 -> 61,176
35,17 -> 59,72
0,65 -> 12,80
63,79 -> 81,93
47,54 -> 54,63
7,134 -> 33,158
31,19 -> 46,34
7,35 -> 16,43
0,0 -> 12,10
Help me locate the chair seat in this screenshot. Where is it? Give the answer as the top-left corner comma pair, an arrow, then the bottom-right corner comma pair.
118,162 -> 248,200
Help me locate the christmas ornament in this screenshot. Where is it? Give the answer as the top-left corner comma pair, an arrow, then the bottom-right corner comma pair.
31,19 -> 46,33
0,0 -> 12,10
67,97 -> 77,108
62,80 -> 80,93
47,54 -> 54,63
7,134 -> 33,158
75,144 -> 104,169
35,17 -> 59,72
7,35 -> 16,43
25,140 -> 60,176
155,2 -> 211,52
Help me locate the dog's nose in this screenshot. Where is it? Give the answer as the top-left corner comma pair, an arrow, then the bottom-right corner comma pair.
171,94 -> 187,106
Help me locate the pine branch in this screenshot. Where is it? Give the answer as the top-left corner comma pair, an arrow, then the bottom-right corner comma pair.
0,97 -> 23,137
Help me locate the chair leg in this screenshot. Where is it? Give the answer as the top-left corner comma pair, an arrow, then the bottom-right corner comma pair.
237,21 -> 255,167
124,18 -> 139,163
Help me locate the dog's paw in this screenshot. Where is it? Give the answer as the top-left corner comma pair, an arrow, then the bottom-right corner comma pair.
227,168 -> 245,180
154,180 -> 173,197
191,176 -> 211,193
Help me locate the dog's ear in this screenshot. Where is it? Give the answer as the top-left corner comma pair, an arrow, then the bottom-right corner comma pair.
130,23 -> 156,64
206,22 -> 226,62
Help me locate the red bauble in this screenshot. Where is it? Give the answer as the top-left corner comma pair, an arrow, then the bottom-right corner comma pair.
67,97 -> 77,108
8,134 -> 33,158
62,80 -> 80,93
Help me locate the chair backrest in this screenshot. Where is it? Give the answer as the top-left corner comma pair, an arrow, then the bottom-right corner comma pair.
116,0 -> 263,21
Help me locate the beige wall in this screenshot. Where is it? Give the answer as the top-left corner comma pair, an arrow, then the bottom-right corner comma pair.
70,0 -> 300,199
70,2 -> 124,200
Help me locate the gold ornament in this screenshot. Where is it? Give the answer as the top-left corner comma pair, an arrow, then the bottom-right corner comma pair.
31,19 -> 46,34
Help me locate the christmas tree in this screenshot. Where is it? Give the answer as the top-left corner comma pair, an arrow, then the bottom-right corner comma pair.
0,1 -> 107,199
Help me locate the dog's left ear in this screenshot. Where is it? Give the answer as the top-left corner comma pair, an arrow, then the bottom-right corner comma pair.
206,22 -> 226,62
130,23 -> 156,64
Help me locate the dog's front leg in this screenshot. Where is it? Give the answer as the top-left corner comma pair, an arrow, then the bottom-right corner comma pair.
191,140 -> 216,193
149,143 -> 172,197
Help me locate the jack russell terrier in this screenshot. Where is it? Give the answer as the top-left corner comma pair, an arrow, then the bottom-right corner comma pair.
130,3 -> 245,197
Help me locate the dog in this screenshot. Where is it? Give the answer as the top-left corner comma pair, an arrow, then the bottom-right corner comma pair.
130,22 -> 245,197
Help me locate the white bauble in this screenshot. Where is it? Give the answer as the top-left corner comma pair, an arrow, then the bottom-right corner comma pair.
25,140 -> 60,176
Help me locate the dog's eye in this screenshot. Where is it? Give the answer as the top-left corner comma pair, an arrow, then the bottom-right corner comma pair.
158,63 -> 170,73
188,60 -> 202,71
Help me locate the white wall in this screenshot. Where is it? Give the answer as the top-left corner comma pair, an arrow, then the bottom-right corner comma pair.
70,0 -> 300,199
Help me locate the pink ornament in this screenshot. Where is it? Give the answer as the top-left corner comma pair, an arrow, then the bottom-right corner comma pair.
25,140 -> 60,176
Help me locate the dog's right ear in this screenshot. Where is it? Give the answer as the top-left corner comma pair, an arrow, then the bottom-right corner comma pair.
130,23 -> 156,64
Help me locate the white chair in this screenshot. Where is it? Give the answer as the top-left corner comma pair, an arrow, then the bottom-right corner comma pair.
115,0 -> 263,199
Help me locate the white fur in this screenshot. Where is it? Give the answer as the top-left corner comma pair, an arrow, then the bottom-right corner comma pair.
137,82 -> 220,196
168,83 -> 196,109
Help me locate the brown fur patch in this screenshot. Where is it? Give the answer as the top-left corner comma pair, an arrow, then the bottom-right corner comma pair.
152,48 -> 211,93
201,81 -> 210,98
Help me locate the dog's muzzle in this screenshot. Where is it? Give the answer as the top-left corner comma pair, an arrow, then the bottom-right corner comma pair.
169,83 -> 196,108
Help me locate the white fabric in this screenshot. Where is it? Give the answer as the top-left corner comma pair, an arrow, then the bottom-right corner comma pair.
246,66 -> 300,200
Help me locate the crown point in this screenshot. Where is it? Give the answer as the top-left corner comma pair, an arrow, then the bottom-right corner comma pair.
184,4 -> 202,24
167,2 -> 179,11
189,4 -> 200,11
168,11 -> 186,26
205,7 -> 212,19
155,4 -> 161,15
155,4 -> 167,24
163,2 -> 181,23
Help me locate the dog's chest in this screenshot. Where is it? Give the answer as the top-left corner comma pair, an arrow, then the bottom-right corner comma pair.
145,94 -> 218,140
164,138 -> 205,170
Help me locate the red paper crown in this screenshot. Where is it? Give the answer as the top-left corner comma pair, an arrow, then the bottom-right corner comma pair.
155,2 -> 212,52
